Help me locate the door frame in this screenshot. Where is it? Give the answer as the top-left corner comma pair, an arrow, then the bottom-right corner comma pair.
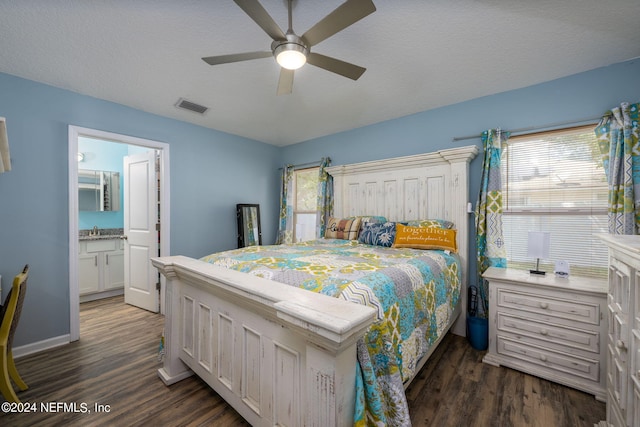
68,125 -> 171,342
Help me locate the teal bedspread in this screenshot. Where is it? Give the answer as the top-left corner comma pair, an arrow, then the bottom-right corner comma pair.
201,239 -> 461,426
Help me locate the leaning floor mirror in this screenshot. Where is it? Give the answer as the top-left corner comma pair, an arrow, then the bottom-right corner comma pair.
236,204 -> 262,248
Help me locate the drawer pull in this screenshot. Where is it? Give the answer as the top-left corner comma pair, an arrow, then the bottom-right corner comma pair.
539,302 -> 549,309
540,355 -> 548,362
616,340 -> 627,350
539,329 -> 549,336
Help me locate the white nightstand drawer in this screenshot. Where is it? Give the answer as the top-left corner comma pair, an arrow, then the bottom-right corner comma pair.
497,312 -> 600,353
497,336 -> 600,382
497,288 -> 600,325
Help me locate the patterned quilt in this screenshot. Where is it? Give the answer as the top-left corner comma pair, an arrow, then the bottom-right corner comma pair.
201,239 -> 461,426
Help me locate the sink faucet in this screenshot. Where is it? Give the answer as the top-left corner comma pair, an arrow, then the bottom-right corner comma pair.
91,225 -> 99,236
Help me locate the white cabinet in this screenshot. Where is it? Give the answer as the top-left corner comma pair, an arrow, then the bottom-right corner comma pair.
103,249 -> 124,290
482,267 -> 607,401
79,251 -> 100,294
79,238 -> 124,302
599,234 -> 640,427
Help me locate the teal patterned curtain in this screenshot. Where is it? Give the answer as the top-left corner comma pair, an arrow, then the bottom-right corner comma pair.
475,129 -> 509,318
315,157 -> 333,238
275,165 -> 294,244
594,102 -> 640,234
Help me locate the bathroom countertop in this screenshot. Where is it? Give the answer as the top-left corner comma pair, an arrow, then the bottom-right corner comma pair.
79,228 -> 124,241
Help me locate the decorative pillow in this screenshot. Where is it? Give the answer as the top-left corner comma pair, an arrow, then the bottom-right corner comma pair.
324,217 -> 361,240
392,223 -> 457,252
405,219 -> 455,229
348,215 -> 388,224
358,221 -> 397,247
348,215 -> 388,235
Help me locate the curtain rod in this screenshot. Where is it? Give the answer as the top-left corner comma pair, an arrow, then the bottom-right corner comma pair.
451,116 -> 602,142
278,158 -> 329,170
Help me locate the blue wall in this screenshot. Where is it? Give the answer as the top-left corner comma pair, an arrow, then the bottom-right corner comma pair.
281,58 -> 640,291
1,58 -> 638,349
0,73 -> 281,347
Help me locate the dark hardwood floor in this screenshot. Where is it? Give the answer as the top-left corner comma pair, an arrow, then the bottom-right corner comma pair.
2,296 -> 604,426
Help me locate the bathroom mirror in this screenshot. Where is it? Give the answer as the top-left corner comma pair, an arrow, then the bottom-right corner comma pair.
79,169 -> 121,211
237,204 -> 262,248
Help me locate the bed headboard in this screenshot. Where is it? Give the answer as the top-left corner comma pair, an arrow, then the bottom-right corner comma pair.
325,145 -> 479,336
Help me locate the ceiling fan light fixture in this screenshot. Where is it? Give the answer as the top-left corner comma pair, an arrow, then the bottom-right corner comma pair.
274,43 -> 307,70
203,0 -> 376,93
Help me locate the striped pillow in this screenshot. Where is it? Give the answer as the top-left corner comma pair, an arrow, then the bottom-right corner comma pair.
324,217 -> 361,240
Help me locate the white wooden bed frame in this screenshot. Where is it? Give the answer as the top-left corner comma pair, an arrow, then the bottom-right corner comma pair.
152,145 -> 478,426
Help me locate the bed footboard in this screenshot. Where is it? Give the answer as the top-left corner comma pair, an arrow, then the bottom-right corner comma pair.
152,256 -> 376,427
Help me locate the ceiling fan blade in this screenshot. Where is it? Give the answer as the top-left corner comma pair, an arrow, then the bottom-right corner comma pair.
301,0 -> 376,47
307,52 -> 366,80
234,0 -> 286,41
202,51 -> 272,66
277,68 -> 294,95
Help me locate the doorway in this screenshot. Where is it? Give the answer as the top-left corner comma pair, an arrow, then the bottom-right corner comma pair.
68,126 -> 171,342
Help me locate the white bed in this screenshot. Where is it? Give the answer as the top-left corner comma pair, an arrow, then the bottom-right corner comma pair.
151,145 -> 478,426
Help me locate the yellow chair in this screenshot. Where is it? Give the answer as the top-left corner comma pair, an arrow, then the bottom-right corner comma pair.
0,264 -> 28,403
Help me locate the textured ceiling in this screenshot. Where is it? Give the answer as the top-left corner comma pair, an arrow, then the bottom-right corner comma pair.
0,0 -> 638,146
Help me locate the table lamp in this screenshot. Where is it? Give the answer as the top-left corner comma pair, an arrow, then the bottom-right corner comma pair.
527,231 -> 550,275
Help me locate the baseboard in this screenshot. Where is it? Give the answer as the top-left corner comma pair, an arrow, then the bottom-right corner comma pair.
157,367 -> 194,385
13,334 -> 70,359
79,288 -> 124,303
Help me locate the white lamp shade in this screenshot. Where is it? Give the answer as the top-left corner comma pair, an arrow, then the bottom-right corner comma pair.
527,231 -> 550,259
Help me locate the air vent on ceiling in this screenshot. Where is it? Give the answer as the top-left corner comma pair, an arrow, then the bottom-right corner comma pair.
175,98 -> 209,115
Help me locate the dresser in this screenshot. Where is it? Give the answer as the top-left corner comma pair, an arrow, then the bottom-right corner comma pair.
482,267 -> 607,401
599,234 -> 640,427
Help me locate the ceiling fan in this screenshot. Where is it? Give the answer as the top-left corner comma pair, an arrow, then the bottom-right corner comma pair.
202,0 -> 376,95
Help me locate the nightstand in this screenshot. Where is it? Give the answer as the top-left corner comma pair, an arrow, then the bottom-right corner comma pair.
482,267 -> 607,401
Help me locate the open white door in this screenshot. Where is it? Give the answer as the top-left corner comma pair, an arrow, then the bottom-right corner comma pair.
123,150 -> 159,312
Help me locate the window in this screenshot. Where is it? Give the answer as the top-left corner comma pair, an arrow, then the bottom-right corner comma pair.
293,167 -> 319,242
501,125 -> 608,278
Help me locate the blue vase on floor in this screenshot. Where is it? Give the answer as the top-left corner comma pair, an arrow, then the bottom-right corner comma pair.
466,315 -> 488,351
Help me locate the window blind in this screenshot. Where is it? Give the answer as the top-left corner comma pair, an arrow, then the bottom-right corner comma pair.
501,125 -> 609,278
293,167 -> 319,242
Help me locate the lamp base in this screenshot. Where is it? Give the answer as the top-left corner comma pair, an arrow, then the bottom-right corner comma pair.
530,269 -> 546,276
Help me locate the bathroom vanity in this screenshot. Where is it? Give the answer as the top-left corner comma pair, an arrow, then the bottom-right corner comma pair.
79,229 -> 125,302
